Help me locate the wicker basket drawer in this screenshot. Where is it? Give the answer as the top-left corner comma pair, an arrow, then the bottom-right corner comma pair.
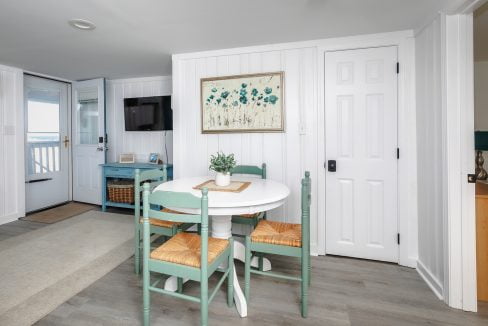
107,180 -> 134,203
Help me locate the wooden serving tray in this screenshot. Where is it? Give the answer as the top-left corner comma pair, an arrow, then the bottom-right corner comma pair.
193,180 -> 251,193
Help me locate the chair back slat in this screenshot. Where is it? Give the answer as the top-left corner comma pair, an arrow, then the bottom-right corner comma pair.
149,190 -> 201,209
140,166 -> 167,183
147,209 -> 201,224
143,186 -> 208,225
230,163 -> 266,179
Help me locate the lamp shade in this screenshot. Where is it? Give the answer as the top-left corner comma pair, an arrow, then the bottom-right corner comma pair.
475,131 -> 488,150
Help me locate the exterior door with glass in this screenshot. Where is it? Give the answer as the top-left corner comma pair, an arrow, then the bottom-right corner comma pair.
72,78 -> 106,205
24,75 -> 70,212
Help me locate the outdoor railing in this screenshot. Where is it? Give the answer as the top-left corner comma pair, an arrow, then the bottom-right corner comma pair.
27,141 -> 60,175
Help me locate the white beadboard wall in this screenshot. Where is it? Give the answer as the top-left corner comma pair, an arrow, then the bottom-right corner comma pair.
474,61 -> 488,131
106,76 -> 173,164
415,15 -> 445,299
173,48 -> 319,252
0,64 -> 25,224
172,31 -> 418,258
474,62 -> 488,163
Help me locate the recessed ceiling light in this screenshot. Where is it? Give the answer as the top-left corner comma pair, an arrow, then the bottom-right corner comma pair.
68,19 -> 96,31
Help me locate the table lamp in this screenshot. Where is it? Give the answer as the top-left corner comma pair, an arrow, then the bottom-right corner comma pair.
475,131 -> 488,180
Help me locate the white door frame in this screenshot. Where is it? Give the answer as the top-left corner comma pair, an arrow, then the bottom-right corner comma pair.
23,73 -> 74,204
317,31 -> 418,268
441,0 -> 487,312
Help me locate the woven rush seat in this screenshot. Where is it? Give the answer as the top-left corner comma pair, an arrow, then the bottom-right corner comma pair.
150,232 -> 229,268
251,220 -> 302,247
237,213 -> 259,219
140,208 -> 185,228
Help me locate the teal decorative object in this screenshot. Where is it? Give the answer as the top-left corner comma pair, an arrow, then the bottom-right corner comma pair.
475,131 -> 488,151
475,131 -> 488,180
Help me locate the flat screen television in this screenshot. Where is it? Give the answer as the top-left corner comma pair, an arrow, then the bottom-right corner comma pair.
124,96 -> 172,131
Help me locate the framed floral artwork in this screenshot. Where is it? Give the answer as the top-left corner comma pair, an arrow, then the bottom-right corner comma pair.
200,72 -> 284,133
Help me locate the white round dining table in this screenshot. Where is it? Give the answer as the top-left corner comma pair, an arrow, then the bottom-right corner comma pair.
153,176 -> 290,318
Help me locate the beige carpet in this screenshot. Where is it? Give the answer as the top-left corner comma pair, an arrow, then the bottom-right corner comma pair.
0,210 -> 134,326
21,202 -> 96,224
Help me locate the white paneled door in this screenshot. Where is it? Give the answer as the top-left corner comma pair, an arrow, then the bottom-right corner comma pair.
72,78 -> 106,204
24,76 -> 70,212
325,46 -> 399,263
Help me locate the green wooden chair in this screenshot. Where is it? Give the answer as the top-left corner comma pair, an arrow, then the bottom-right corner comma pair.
134,166 -> 194,275
230,164 -> 267,271
141,184 -> 234,326
230,164 -> 267,229
244,171 -> 311,317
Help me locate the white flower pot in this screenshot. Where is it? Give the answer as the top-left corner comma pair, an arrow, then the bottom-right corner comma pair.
215,172 -> 231,187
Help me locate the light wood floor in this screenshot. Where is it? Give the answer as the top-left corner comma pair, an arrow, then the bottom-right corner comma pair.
1,216 -> 487,325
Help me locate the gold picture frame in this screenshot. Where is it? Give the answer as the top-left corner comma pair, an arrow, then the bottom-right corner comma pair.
200,72 -> 285,133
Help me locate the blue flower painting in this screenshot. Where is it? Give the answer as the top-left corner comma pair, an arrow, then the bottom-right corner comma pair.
201,72 -> 284,133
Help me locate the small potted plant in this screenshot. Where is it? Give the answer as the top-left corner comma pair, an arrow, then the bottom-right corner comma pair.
209,152 -> 236,187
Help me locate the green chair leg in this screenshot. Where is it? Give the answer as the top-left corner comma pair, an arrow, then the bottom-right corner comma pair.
142,224 -> 151,325
177,277 -> 183,293
244,236 -> 251,300
227,238 -> 234,307
301,252 -> 309,318
201,273 -> 208,326
135,226 -> 141,275
308,260 -> 311,287
258,253 -> 264,271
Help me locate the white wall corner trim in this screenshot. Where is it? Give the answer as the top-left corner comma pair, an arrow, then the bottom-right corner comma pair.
415,13 -> 446,303
0,64 -> 25,224
417,260 -> 444,300
172,30 -> 417,263
444,13 -> 477,312
417,11 -> 477,312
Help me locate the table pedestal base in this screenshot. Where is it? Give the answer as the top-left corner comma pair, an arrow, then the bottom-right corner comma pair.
163,215 -> 271,318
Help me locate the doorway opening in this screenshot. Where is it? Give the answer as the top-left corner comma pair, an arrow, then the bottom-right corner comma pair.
473,1 -> 488,311
23,75 -> 107,213
24,75 -> 71,213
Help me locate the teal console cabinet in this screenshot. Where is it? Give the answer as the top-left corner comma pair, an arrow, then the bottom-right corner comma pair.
100,162 -> 173,211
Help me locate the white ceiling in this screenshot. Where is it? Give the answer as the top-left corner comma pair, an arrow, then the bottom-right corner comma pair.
0,0 -> 466,80
475,1 -> 488,62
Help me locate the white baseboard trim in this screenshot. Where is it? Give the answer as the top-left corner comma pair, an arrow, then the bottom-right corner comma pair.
400,255 -> 418,268
417,260 -> 444,300
311,244 -> 319,257
0,213 -> 20,226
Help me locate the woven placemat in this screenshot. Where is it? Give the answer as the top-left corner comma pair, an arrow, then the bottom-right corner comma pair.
193,180 -> 251,193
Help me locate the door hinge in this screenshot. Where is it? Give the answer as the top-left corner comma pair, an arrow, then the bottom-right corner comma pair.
397,148 -> 400,159
396,62 -> 400,74
397,233 -> 400,245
